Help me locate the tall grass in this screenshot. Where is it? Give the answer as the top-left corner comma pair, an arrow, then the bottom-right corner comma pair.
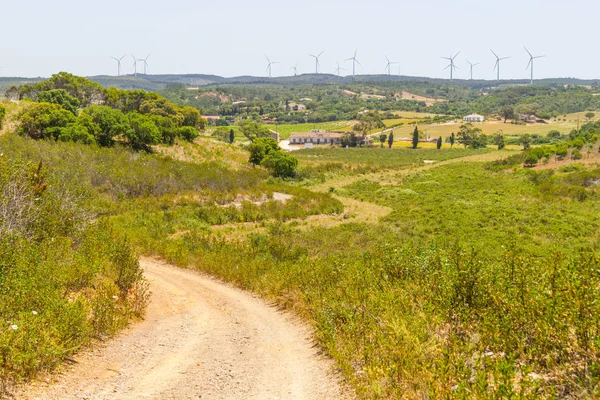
0,155 -> 147,389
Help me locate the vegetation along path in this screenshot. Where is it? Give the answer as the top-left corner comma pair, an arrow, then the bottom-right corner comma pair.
16,258 -> 351,400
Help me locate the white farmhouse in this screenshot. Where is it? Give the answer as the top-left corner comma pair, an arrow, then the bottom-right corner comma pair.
463,114 -> 485,123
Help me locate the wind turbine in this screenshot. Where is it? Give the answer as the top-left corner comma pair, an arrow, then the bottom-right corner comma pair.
346,49 -> 361,77
442,51 -> 460,81
110,55 -> 126,76
131,53 -> 138,77
334,62 -> 345,76
525,46 -> 546,85
290,62 -> 299,76
308,51 -> 324,74
137,54 -> 150,75
265,54 -> 278,78
466,59 -> 480,80
384,56 -> 398,75
491,49 -> 510,81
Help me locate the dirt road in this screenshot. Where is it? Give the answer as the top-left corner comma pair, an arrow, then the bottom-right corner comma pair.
16,258 -> 350,400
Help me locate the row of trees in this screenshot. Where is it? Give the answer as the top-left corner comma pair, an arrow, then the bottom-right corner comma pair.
11,73 -> 207,151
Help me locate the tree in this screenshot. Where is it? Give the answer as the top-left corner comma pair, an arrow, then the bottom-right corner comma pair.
248,137 -> 279,165
126,112 -> 162,151
571,148 -> 583,160
547,130 -> 561,139
412,126 -> 419,149
436,136 -> 442,149
354,111 -> 386,137
449,132 -> 456,148
524,153 -> 539,167
81,105 -> 129,147
31,72 -> 105,106
17,102 -> 76,140
500,106 -> 515,123
37,89 -> 80,115
387,131 -> 394,148
180,106 -> 206,130
379,133 -> 387,148
519,134 -> 532,150
58,120 -> 96,144
585,112 -> 595,121
261,151 -> 298,178
457,123 -> 482,148
229,129 -> 235,144
494,133 -> 506,150
239,120 -> 272,141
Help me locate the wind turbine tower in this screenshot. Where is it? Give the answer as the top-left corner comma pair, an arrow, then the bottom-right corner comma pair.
137,54 -> 151,75
308,51 -> 324,74
491,49 -> 510,82
290,62 -> 299,76
265,55 -> 278,78
466,59 -> 480,80
110,55 -> 126,76
442,51 -> 460,81
131,54 -> 138,77
525,46 -> 546,85
346,49 -> 361,77
384,56 -> 398,75
334,62 -> 345,76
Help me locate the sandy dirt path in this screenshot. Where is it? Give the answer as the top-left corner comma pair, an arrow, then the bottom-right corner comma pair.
16,258 -> 351,400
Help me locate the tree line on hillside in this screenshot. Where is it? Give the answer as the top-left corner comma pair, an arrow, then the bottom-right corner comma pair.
7,73 -> 207,151
159,80 -> 600,124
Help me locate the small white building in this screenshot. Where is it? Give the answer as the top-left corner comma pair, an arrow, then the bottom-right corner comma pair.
463,114 -> 485,123
289,130 -> 344,145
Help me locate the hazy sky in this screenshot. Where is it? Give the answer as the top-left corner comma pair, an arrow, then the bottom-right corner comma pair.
2,0 -> 598,80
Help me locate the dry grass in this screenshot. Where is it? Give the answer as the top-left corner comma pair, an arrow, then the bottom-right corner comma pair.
154,137 -> 250,170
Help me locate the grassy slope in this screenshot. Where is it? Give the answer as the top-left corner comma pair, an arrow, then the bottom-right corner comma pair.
3,128 -> 599,398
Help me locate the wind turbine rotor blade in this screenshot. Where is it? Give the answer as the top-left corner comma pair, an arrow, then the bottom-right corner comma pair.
526,59 -> 532,70
318,51 -> 324,57
535,55 -> 546,59
453,51 -> 461,59
353,49 -> 357,58
355,59 -> 361,66
524,46 -> 533,58
490,49 -> 499,59
443,65 -> 451,71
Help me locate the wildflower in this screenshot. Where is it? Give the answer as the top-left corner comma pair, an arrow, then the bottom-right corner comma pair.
10,325 -> 18,330
32,311 -> 38,315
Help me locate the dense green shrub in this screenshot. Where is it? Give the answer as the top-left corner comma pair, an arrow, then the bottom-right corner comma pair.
0,104 -> 7,129
248,137 -> 279,165
261,151 -> 298,178
37,89 -> 80,115
17,102 -> 75,140
0,155 -> 147,383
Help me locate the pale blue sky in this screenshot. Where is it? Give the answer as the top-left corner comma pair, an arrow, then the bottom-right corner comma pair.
2,0 -> 598,80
